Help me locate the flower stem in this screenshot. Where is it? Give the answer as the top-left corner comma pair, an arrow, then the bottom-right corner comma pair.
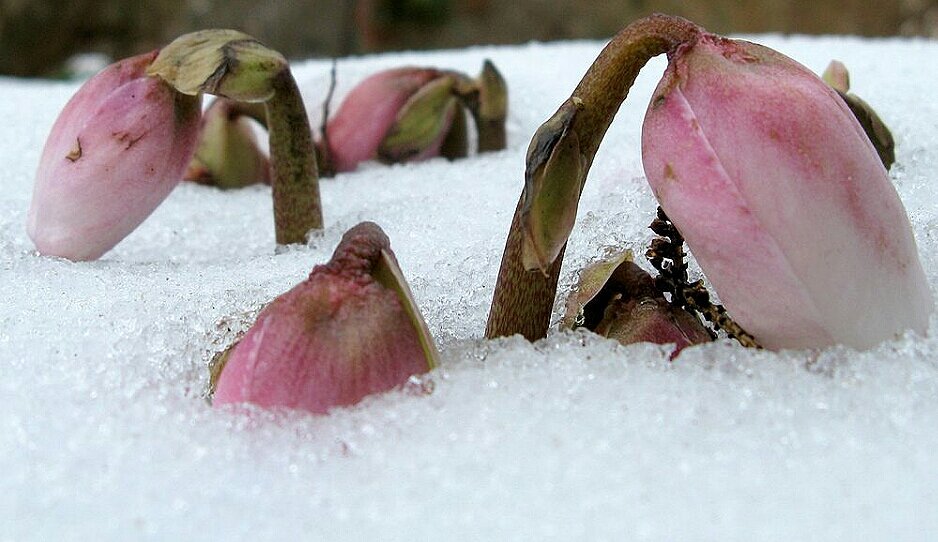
473,59 -> 507,153
475,115 -> 506,153
265,69 -> 323,244
486,199 -> 566,341
485,14 -> 701,340
226,100 -> 269,128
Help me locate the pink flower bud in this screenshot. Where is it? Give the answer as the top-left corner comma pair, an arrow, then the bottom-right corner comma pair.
641,34 -> 933,350
322,67 -> 456,173
27,51 -> 201,260
213,222 -> 439,413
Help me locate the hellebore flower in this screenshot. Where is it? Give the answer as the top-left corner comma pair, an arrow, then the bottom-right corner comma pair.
642,33 -> 932,350
562,250 -> 711,355
320,67 -> 464,174
149,29 -> 322,245
318,60 -> 507,175
26,50 -> 201,260
212,222 -> 439,413
185,98 -> 271,189
487,14 -> 932,352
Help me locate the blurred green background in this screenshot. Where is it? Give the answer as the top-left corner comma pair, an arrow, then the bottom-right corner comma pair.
2,0 -> 937,77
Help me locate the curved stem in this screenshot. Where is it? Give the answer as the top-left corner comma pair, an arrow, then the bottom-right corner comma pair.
221,100 -> 269,128
266,69 -> 324,244
486,198 -> 566,341
485,14 -> 701,340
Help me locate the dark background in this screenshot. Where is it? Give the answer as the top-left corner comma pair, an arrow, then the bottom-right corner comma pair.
3,0 -> 937,77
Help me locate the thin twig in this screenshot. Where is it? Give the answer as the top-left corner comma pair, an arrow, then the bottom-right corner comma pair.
317,59 -> 339,176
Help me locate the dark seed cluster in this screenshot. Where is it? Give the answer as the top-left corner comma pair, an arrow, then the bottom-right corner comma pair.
646,207 -> 761,349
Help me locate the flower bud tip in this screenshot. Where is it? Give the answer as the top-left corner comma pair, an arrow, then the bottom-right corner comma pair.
212,222 -> 439,413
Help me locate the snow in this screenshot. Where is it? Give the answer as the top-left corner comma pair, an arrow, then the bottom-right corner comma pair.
2,33 -> 938,541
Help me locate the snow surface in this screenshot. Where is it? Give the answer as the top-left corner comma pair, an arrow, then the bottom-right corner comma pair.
2,34 -> 938,541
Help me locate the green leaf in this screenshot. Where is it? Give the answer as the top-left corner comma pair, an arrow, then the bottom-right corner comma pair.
373,249 -> 441,370
378,76 -> 457,162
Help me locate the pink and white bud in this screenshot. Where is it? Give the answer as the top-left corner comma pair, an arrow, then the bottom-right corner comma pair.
213,222 -> 439,413
641,34 -> 933,350
322,67 -> 455,173
27,51 -> 201,260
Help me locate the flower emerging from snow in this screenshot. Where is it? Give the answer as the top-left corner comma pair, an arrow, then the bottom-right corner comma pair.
320,67 -> 466,174
148,29 -> 322,245
563,250 -> 711,356
27,51 -> 201,260
488,14 -> 931,351
212,222 -> 439,413
319,60 -> 507,175
641,32 -> 932,350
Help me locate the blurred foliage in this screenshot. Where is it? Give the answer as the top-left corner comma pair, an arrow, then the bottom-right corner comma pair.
2,0 -> 937,77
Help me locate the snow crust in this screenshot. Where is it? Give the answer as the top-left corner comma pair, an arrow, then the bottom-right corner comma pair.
2,34 -> 938,540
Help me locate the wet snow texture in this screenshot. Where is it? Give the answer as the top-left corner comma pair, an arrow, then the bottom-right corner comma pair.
2,35 -> 938,540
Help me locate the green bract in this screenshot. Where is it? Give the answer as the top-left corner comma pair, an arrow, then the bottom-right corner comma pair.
147,29 -> 288,102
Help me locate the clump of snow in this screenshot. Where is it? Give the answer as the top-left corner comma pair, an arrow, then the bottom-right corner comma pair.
2,34 -> 938,541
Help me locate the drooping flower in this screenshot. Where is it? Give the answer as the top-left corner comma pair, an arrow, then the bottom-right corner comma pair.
641,33 -> 932,350
487,14 -> 931,352
148,29 -> 322,245
29,29 -> 324,258
26,50 -> 201,260
318,59 -> 508,175
320,67 -> 464,174
212,222 -> 439,413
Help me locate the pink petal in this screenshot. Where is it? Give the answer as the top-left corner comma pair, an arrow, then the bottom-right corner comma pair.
213,223 -> 433,413
325,67 -> 439,172
27,51 -> 201,260
642,35 -> 932,350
